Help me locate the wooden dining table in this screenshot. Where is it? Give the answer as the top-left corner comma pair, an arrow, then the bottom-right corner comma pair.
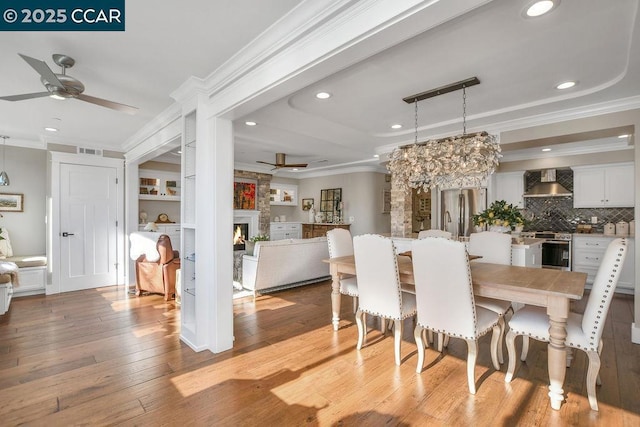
324,255 -> 588,411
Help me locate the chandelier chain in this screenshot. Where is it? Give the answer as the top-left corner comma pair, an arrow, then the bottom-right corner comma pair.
414,99 -> 418,145
462,85 -> 467,136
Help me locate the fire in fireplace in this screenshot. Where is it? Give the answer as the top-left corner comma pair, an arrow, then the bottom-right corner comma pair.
233,223 -> 249,250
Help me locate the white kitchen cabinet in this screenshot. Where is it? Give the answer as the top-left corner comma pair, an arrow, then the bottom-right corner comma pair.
572,235 -> 635,294
493,171 -> 525,208
270,222 -> 302,240
573,163 -> 634,208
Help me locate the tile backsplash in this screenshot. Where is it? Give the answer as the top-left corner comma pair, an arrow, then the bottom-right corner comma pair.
522,169 -> 634,232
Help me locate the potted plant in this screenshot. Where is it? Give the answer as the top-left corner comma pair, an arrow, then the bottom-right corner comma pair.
245,234 -> 269,254
472,200 -> 527,233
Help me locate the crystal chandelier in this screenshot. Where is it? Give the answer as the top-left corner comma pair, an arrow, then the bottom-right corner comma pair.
388,77 -> 501,191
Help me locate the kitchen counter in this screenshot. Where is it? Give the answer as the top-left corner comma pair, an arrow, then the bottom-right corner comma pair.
511,237 -> 545,248
573,233 -> 634,238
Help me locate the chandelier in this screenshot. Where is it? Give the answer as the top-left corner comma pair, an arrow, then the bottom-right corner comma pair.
388,77 -> 501,191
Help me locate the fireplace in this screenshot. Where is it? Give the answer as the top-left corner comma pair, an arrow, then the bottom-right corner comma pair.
233,223 -> 249,251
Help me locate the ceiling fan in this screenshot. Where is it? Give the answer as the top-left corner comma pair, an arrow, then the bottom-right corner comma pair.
256,153 -> 308,170
0,53 -> 138,114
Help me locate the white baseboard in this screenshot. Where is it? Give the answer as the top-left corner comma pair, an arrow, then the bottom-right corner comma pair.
632,322 -> 640,344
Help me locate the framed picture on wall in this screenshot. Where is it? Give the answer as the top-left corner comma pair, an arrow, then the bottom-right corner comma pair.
0,193 -> 23,212
233,181 -> 256,210
302,198 -> 314,210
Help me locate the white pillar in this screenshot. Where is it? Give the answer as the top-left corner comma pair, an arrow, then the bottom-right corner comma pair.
196,115 -> 234,352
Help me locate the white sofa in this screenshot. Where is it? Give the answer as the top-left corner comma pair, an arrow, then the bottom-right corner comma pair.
242,237 -> 330,295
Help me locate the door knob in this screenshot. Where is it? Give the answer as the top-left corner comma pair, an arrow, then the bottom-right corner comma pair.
61,232 -> 75,237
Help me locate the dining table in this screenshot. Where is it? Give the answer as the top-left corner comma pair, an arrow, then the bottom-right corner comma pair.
324,254 -> 588,411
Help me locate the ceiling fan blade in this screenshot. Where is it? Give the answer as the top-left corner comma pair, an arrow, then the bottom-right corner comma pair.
18,53 -> 64,87
0,92 -> 51,101
77,93 -> 138,115
283,163 -> 308,168
256,160 -> 277,166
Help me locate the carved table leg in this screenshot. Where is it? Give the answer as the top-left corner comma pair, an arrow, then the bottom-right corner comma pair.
330,264 -> 342,331
547,297 -> 570,410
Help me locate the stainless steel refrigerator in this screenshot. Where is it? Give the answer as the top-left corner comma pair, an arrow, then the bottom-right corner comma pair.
440,188 -> 487,238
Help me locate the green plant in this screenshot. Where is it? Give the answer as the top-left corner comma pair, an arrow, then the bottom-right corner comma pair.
472,200 -> 527,230
248,234 -> 269,242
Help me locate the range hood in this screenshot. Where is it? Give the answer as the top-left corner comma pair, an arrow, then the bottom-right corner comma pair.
523,169 -> 572,198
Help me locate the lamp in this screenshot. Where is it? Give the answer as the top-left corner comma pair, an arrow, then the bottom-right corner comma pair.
0,136 -> 9,186
387,77 -> 501,191
144,222 -> 158,232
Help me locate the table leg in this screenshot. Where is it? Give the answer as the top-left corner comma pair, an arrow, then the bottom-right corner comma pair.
330,264 -> 342,331
547,297 -> 570,410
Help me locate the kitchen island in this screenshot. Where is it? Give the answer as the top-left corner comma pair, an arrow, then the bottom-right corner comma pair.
511,237 -> 544,268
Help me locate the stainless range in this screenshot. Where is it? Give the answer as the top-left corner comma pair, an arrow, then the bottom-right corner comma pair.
521,231 -> 572,271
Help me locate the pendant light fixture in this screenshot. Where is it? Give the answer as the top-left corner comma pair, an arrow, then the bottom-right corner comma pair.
0,136 -> 9,186
388,77 -> 501,190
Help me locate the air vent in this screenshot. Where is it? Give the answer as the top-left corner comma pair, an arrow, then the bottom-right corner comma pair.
77,147 -> 103,156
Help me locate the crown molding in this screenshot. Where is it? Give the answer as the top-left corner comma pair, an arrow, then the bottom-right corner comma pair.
122,103 -> 183,153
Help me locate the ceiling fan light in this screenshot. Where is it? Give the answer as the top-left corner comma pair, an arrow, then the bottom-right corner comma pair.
0,171 -> 9,186
49,93 -> 66,100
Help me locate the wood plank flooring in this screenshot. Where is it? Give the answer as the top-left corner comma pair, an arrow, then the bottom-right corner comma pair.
0,282 -> 638,426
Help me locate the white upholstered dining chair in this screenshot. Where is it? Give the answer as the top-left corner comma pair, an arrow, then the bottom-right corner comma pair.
464,231 -> 513,362
411,237 -> 501,394
505,238 -> 628,411
327,228 -> 359,313
353,234 -> 417,365
418,229 -> 452,239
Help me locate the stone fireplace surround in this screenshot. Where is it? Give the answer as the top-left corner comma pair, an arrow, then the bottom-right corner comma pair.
233,170 -> 272,288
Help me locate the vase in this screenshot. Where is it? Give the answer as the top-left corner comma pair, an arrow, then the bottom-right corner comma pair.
308,207 -> 316,223
244,240 -> 255,255
489,225 -> 511,233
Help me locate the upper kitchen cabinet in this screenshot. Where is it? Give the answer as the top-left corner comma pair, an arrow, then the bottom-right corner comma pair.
572,163 -> 634,208
492,171 -> 524,208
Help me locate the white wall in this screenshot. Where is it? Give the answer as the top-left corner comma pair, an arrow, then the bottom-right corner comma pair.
274,171 -> 390,236
1,146 -> 46,255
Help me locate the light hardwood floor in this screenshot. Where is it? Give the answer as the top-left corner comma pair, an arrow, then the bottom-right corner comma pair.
0,282 -> 638,426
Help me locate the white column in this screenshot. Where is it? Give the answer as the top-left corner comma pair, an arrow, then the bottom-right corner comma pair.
124,161 -> 139,289
196,114 -> 234,352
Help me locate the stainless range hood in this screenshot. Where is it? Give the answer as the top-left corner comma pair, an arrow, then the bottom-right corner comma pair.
523,169 -> 572,198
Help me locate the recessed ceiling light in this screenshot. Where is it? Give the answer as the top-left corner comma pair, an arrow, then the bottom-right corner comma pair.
525,1 -> 557,17
556,81 -> 576,90
44,127 -> 58,132
391,124 -> 402,129
618,134 -> 630,138
315,92 -> 331,99
245,121 -> 257,126
373,154 -> 380,158
292,168 -> 299,171
541,148 -> 552,152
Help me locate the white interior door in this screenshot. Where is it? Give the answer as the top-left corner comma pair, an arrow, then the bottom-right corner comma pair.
59,163 -> 118,292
